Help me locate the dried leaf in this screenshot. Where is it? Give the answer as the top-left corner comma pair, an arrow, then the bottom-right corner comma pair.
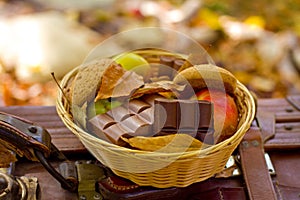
131,80 -> 185,99
122,134 -> 206,153
95,64 -> 144,100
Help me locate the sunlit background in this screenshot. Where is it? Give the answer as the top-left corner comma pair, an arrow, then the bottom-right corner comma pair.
0,0 -> 300,106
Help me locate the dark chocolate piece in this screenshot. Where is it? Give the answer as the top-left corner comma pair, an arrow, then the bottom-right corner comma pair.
177,100 -> 200,134
159,56 -> 175,77
153,99 -> 214,142
154,99 -> 178,134
197,129 -> 215,145
159,55 -> 174,67
198,100 -> 214,129
173,59 -> 185,71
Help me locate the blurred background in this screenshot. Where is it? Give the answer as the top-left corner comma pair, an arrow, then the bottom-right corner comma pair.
0,0 -> 300,106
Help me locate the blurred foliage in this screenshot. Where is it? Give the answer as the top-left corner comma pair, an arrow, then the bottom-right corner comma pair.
202,0 -> 300,33
0,0 -> 300,106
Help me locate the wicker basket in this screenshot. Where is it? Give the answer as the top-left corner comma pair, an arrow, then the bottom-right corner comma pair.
56,49 -> 256,188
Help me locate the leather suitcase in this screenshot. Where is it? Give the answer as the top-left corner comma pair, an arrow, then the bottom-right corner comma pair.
0,95 -> 300,200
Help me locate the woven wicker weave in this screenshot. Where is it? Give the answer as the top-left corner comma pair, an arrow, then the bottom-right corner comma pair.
56,50 -> 256,188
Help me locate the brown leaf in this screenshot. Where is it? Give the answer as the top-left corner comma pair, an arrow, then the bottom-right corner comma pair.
95,64 -> 144,100
131,80 -> 185,99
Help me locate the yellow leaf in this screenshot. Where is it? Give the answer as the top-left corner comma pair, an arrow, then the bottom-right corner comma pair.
244,16 -> 265,29
122,134 -> 207,153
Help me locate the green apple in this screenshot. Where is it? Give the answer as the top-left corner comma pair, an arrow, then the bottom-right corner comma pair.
113,52 -> 150,76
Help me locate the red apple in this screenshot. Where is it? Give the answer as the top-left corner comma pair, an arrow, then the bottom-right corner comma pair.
196,88 -> 239,143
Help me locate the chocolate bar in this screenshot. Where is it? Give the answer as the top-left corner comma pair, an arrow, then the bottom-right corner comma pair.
128,99 -> 151,113
120,115 -> 152,137
153,99 -> 178,134
106,106 -> 133,122
158,56 -> 186,78
159,55 -> 186,70
88,95 -> 214,145
173,59 -> 185,71
153,99 -> 214,143
88,97 -> 155,145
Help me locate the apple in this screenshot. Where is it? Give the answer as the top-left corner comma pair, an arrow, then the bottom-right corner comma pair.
113,52 -> 151,76
195,88 -> 239,143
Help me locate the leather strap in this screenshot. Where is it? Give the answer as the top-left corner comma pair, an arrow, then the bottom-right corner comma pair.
239,128 -> 277,200
255,110 -> 275,143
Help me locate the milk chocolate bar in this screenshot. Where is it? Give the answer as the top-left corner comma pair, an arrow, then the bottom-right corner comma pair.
128,99 -> 151,113
106,106 -> 133,122
120,115 -> 152,137
89,98 -> 155,144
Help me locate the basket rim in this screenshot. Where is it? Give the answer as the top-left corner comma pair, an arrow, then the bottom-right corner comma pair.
56,65 -> 256,158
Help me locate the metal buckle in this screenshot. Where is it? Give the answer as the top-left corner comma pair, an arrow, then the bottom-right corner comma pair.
75,161 -> 105,200
0,172 -> 39,200
215,155 -> 241,178
216,153 -> 276,178
264,153 -> 276,175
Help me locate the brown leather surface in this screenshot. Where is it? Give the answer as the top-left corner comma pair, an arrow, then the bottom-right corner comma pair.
188,187 -> 247,200
257,97 -> 300,150
270,151 -> 300,200
0,106 -> 86,153
239,128 -> 277,200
